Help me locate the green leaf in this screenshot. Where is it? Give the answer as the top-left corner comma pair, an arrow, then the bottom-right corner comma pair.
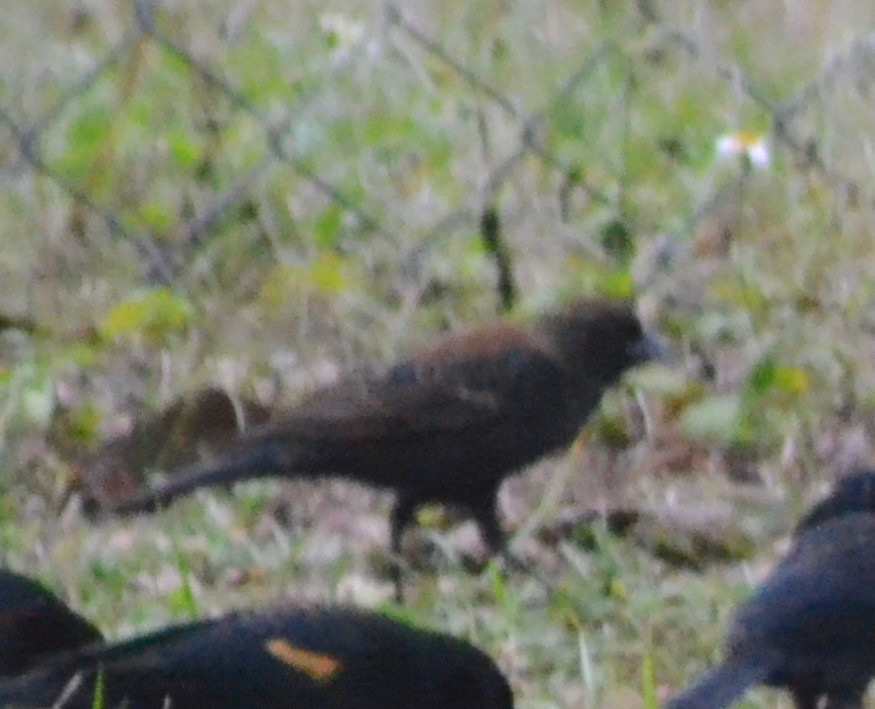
138,201 -> 174,233
64,402 -> 102,448
91,666 -> 105,709
746,355 -> 810,400
641,651 -> 658,709
169,545 -> 199,620
55,102 -> 113,182
57,341 -> 101,368
747,356 -> 777,396
312,206 -> 343,249
309,253 -> 346,293
773,365 -> 810,395
99,288 -> 194,344
600,270 -> 635,299
167,128 -> 202,168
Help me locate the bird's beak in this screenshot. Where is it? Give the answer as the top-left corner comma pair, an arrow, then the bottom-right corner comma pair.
628,331 -> 669,363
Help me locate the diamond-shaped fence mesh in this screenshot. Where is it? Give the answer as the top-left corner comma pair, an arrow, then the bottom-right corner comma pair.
3,1 -> 875,421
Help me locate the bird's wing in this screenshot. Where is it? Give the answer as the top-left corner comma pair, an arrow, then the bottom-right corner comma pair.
107,333 -> 574,513
730,516 -> 875,651
253,337 -> 566,444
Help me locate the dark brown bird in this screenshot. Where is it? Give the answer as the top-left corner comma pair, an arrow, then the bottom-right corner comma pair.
112,299 -> 661,577
0,570 -> 513,708
668,511 -> 875,709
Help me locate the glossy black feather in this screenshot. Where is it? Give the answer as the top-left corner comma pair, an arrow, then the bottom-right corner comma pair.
0,571 -> 101,677
794,469 -> 875,535
668,513 -> 875,708
0,572 -> 513,709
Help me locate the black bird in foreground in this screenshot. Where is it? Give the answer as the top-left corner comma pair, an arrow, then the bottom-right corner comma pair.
0,570 -> 513,708
667,512 -> 875,708
794,469 -> 875,535
110,299 -> 662,576
0,571 -> 101,677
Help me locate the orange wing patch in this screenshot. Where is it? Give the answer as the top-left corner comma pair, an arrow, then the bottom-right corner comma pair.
265,638 -> 343,682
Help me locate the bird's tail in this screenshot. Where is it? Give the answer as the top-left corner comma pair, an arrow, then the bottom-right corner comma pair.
110,445 -> 284,515
665,656 -> 775,709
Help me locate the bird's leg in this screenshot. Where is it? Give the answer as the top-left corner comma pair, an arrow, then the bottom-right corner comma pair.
474,499 -> 508,556
389,495 -> 417,603
473,497 -> 552,594
475,500 -> 531,575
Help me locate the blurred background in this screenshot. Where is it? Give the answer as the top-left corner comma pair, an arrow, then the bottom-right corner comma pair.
3,1 -> 875,706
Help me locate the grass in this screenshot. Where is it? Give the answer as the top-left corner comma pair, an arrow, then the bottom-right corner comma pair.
3,1 -> 875,706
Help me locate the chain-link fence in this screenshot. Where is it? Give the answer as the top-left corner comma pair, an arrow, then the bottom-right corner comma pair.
4,3 -> 873,311
5,1 -> 875,467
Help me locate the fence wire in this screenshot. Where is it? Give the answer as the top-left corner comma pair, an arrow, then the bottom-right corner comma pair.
2,2 -> 875,329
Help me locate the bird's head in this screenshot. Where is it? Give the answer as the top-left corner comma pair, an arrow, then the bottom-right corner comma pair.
536,299 -> 665,386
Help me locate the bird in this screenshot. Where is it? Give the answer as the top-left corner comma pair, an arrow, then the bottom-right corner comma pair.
0,571 -> 101,677
108,299 -> 662,587
793,469 -> 875,535
0,570 -> 514,708
667,511 -> 875,708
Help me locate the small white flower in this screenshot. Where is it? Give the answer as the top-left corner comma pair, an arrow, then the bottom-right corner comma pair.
716,131 -> 771,168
